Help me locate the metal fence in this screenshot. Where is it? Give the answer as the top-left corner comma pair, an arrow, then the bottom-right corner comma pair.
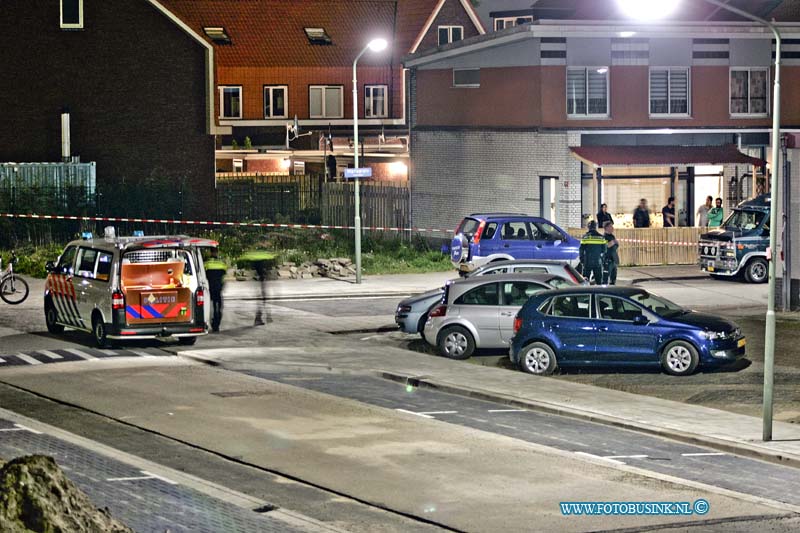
0,163 -> 96,215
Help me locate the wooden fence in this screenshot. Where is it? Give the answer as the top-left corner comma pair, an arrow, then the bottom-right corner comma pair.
568,227 -> 703,266
321,182 -> 410,230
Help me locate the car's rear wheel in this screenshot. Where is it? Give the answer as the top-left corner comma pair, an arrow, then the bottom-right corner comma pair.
437,326 -> 475,360
45,298 -> 64,334
92,314 -> 110,349
518,342 -> 557,375
661,340 -> 699,376
744,257 -> 768,284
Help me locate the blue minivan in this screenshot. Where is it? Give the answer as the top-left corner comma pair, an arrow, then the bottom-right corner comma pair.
450,213 -> 580,275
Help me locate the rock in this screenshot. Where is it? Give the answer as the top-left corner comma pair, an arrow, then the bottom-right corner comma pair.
316,259 -> 332,268
308,265 -> 320,275
276,270 -> 293,279
289,266 -> 298,274
300,272 -> 313,279
333,257 -> 352,265
0,455 -> 133,533
282,262 -> 296,267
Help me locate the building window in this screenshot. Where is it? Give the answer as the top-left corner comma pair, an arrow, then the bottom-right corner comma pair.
264,86 -> 287,118
494,16 -> 532,31
567,67 -> 609,117
365,85 -> 388,118
730,67 -> 769,116
203,27 -> 231,44
304,27 -> 332,45
60,0 -> 83,29
219,86 -> 242,119
453,69 -> 480,88
309,86 -> 343,118
649,68 -> 690,116
438,26 -> 463,46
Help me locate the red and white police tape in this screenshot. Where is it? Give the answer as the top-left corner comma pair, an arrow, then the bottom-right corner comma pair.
0,212 -> 456,234
0,213 -> 702,246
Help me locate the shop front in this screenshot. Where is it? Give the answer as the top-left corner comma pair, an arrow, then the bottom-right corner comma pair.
572,145 -> 766,228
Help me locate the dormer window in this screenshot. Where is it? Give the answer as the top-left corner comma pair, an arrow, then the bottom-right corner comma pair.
305,27 -> 332,45
60,0 -> 83,29
203,27 -> 232,45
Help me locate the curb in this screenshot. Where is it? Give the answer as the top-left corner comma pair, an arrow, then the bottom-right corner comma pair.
629,275 -> 711,284
225,292 -> 414,302
378,371 -> 800,471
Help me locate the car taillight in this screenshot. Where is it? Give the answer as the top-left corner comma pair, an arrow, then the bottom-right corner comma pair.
472,220 -> 486,244
398,305 -> 412,313
112,290 -> 125,310
429,304 -> 447,318
513,317 -> 523,334
196,288 -> 205,307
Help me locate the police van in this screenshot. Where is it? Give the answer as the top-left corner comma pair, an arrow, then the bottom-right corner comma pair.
45,229 -> 216,347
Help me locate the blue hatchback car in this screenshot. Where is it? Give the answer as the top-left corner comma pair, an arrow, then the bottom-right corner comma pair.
510,286 -> 746,376
450,213 -> 580,275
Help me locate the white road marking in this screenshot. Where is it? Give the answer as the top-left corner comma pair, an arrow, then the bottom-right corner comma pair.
681,452 -> 726,457
488,409 -> 527,413
0,428 -> 23,432
37,350 -> 64,360
13,424 -> 42,434
495,423 -> 518,430
360,335 -> 383,341
98,349 -> 118,356
0,358 -> 5,364
107,475 -> 157,482
418,411 -> 458,415
395,409 -> 434,419
62,348 -> 97,360
129,349 -> 156,358
140,470 -> 178,485
574,451 -> 626,465
13,353 -> 42,365
604,455 -> 649,459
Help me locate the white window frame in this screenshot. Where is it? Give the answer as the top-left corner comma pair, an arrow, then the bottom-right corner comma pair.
365,85 -> 388,118
263,85 -> 288,119
218,86 -> 242,119
494,16 -> 533,31
566,67 -> 610,118
648,67 -> 691,118
60,0 -> 83,29
729,67 -> 770,117
438,25 -> 464,46
309,85 -> 344,119
453,68 -> 480,88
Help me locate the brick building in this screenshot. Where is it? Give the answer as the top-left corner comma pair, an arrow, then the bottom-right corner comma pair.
405,1 -> 800,235
0,0 -> 220,216
160,0 -> 484,180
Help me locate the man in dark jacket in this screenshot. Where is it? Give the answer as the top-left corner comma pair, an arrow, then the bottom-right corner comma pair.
602,221 -> 620,285
204,248 -> 227,332
579,221 -> 606,284
633,198 -> 651,228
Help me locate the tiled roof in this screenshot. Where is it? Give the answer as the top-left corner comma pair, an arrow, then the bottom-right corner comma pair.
571,145 -> 766,167
159,0 -> 401,67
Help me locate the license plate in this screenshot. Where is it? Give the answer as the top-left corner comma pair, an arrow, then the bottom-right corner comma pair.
738,338 -> 746,348
707,264 -> 715,272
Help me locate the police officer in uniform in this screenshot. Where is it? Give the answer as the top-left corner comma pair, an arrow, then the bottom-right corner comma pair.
204,248 -> 227,332
579,221 -> 606,285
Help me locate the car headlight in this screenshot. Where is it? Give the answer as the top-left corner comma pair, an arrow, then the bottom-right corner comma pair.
397,305 -> 412,313
701,329 -> 738,340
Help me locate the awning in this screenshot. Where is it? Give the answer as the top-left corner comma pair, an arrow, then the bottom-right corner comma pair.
570,144 -> 766,167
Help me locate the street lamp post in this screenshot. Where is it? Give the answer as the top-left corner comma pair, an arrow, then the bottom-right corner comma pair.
618,0 -> 782,441
352,38 -> 388,284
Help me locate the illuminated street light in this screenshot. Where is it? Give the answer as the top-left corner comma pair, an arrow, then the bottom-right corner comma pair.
352,38 -> 389,283
617,0 -> 782,442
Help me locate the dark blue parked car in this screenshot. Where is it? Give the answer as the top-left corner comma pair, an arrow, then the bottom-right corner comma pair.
510,287 -> 746,376
450,213 -> 580,275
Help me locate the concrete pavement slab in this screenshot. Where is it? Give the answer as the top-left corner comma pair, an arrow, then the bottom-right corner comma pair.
0,362 -> 789,533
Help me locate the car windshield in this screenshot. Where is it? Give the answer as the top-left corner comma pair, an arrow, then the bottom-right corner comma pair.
533,221 -> 564,241
723,209 -> 765,231
629,292 -> 685,317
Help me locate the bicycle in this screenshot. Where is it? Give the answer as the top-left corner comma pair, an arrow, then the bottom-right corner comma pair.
0,251 -> 29,305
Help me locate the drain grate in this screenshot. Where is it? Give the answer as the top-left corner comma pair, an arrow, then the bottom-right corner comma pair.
210,391 -> 273,398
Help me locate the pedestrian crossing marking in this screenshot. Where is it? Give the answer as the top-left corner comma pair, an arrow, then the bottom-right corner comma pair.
14,353 -> 43,365
62,348 -> 97,360
0,349 -> 173,368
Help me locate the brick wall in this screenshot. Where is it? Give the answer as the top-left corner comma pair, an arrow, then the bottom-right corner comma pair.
416,0 -> 481,52
0,0 -> 215,217
410,129 -> 582,236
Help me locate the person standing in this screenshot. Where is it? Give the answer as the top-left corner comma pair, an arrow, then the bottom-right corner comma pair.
708,197 -> 724,227
662,196 -> 676,227
633,199 -> 651,228
596,203 -> 614,229
579,221 -> 606,285
204,248 -> 227,333
602,221 -> 620,285
241,248 -> 277,326
696,196 -> 713,227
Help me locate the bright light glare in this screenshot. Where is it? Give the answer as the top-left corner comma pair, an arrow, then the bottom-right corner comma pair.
617,0 -> 681,20
618,31 -> 636,38
280,158 -> 291,170
389,161 -> 408,176
368,38 -> 388,52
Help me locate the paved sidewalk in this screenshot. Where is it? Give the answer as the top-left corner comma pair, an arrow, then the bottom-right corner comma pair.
222,265 -> 707,301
